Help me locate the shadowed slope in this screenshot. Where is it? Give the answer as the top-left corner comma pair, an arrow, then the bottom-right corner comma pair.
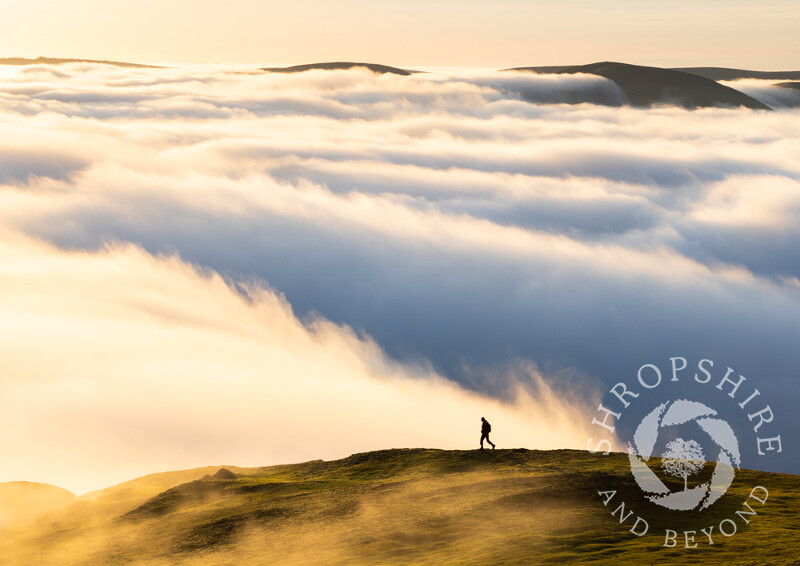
262,62 -> 415,75
1,449 -> 797,565
512,62 -> 772,110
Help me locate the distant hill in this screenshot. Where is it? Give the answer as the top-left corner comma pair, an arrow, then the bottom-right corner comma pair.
778,82 -> 800,92
0,481 -> 75,528
0,57 -> 161,68
0,449 -> 797,564
262,61 -> 415,75
76,465 -> 253,515
511,62 -> 772,110
673,67 -> 800,81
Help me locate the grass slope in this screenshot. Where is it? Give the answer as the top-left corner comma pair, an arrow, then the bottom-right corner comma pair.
0,449 -> 797,565
512,62 -> 772,110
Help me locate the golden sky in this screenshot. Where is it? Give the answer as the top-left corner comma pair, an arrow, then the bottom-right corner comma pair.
2,0 -> 799,68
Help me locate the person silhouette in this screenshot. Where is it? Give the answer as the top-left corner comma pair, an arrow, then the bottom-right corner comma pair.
480,417 -> 495,450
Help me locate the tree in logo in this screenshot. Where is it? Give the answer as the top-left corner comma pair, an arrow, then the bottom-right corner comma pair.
628,399 -> 740,511
661,438 -> 705,491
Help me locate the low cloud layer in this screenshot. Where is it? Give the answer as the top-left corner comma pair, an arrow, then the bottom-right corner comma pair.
0,232 -> 595,494
0,64 -> 798,489
723,79 -> 800,108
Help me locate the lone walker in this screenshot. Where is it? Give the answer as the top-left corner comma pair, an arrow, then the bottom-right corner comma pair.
480,417 -> 495,450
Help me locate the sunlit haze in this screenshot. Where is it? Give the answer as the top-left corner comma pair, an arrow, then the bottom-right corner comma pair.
1,0 -> 799,68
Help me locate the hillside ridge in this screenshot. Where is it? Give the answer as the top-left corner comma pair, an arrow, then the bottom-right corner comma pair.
0,56 -> 162,68
1,448 -> 797,564
262,61 -> 416,75
510,61 -> 772,110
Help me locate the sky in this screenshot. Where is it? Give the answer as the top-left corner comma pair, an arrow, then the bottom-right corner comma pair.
0,63 -> 798,494
2,0 -> 800,68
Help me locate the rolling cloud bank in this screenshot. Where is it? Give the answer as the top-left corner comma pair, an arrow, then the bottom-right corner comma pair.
0,63 -> 798,493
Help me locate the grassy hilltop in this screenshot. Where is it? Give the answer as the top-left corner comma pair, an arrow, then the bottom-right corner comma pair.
0,449 -> 798,565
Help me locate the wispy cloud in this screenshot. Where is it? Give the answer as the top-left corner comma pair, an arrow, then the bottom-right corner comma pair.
0,232 -> 597,494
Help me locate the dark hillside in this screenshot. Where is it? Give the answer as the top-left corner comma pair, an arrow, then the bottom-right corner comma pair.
263,62 -> 415,75
512,62 -> 772,110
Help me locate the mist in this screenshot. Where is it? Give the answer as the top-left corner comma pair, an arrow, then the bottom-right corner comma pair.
1,63 -> 799,491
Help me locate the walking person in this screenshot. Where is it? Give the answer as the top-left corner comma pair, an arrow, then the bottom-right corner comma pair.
480,417 -> 495,450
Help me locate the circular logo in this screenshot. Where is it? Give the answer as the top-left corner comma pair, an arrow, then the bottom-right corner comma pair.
628,399 -> 741,511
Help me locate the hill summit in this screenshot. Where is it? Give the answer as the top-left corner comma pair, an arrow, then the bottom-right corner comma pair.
262,61 -> 415,75
511,61 -> 772,110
